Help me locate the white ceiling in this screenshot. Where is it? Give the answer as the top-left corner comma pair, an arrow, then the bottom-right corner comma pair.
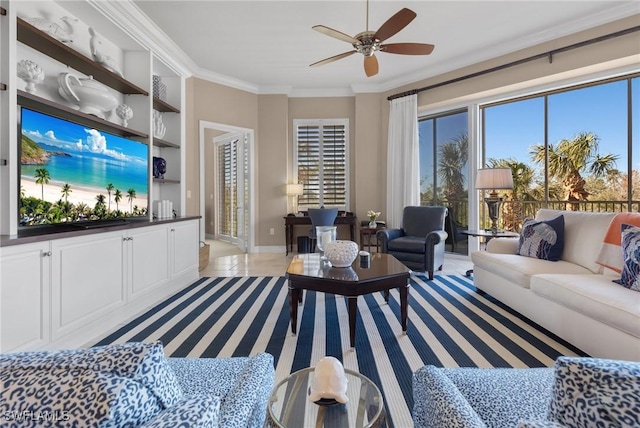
130,1 -> 639,95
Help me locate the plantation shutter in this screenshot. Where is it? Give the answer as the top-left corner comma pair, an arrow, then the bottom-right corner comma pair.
294,119 -> 348,210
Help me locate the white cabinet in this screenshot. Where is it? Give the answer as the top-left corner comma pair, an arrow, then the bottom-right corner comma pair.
0,241 -> 51,352
0,219 -> 199,352
170,220 -> 199,279
127,224 -> 170,298
50,230 -> 125,342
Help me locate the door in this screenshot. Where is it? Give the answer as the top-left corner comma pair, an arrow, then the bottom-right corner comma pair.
215,132 -> 249,252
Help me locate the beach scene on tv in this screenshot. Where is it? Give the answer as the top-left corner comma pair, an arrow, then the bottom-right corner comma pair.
20,108 -> 148,226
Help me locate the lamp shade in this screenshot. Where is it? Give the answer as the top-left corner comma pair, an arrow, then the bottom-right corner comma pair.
286,183 -> 304,196
475,168 -> 514,190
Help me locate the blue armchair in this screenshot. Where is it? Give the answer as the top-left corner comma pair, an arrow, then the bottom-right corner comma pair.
377,206 -> 448,279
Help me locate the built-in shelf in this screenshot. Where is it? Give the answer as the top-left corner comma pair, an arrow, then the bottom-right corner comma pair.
153,97 -> 180,113
18,90 -> 148,139
154,138 -> 179,149
17,18 -> 148,96
153,178 -> 180,184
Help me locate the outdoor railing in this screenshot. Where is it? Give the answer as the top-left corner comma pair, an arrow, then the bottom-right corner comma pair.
435,199 -> 640,232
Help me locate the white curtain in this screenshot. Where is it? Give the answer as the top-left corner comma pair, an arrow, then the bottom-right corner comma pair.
386,94 -> 420,229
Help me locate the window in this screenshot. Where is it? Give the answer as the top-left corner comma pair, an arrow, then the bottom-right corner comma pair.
294,119 -> 349,210
418,110 -> 469,255
482,74 -> 639,226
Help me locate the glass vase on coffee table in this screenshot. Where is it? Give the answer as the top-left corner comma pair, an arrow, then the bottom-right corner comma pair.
316,226 -> 337,261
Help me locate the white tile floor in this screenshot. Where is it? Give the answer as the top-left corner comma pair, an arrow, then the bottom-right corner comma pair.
200,239 -> 474,278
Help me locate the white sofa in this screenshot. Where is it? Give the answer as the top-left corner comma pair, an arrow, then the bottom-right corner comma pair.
471,209 -> 640,361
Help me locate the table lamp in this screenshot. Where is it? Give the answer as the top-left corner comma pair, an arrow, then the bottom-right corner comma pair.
475,168 -> 514,233
286,183 -> 304,214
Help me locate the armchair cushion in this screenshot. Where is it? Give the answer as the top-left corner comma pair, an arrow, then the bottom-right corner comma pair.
388,236 -> 427,253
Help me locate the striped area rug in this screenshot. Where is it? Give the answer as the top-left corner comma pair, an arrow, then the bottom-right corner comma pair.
93,274 -> 585,428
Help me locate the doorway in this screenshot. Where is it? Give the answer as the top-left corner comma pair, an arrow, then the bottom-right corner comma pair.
214,132 -> 249,252
199,121 -> 255,253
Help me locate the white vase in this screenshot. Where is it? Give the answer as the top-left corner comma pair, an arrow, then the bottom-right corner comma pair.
369,220 -> 377,228
324,240 -> 359,268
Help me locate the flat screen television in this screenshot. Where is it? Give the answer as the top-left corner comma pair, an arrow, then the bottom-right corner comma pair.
19,107 -> 149,230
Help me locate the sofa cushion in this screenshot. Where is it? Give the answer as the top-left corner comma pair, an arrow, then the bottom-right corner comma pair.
0,341 -> 183,427
518,215 -> 564,261
548,357 -> 640,428
613,224 -> 640,291
596,212 -> 640,272
531,274 -> 640,338
536,209 -> 616,273
471,251 -> 591,289
141,394 -> 221,428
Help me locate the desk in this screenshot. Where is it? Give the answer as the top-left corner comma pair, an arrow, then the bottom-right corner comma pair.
461,229 -> 520,276
284,214 -> 357,255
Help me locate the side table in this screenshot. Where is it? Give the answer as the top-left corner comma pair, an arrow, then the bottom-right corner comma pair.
268,367 -> 386,427
461,229 -> 520,276
360,227 -> 384,252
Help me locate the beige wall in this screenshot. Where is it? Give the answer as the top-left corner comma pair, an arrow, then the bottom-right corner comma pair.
185,14 -> 639,250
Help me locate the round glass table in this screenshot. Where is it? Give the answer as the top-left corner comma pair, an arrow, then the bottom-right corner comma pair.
268,367 -> 386,428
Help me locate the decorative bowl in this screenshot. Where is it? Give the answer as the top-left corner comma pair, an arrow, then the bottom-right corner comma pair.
57,72 -> 118,119
324,240 -> 359,268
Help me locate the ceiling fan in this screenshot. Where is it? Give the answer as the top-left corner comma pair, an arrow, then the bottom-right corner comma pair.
310,1 -> 435,77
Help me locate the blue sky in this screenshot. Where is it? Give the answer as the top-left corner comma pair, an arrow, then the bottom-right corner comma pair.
484,77 -> 639,172
21,108 -> 148,164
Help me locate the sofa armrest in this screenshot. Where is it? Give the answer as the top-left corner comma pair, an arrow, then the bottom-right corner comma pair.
413,366 -> 486,428
377,228 -> 403,252
486,237 -> 520,254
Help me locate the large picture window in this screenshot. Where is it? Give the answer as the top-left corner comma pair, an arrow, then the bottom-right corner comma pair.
482,74 -> 639,231
294,119 -> 349,210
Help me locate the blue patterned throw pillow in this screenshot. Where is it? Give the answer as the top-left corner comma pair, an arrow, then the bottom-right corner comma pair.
548,357 -> 640,428
613,224 -> 640,291
518,215 -> 564,261
0,341 -> 183,427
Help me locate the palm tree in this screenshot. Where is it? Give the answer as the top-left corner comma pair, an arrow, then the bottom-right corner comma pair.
530,132 -> 619,209
106,183 -> 115,211
127,188 -> 136,213
438,133 -> 468,203
61,183 -> 72,203
34,168 -> 50,200
488,158 -> 538,231
95,194 -> 107,218
114,189 -> 122,212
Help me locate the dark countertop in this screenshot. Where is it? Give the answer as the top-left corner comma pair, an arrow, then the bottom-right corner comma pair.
0,216 -> 201,248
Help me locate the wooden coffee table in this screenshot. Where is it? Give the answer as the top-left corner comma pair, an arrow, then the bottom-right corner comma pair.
286,253 -> 411,348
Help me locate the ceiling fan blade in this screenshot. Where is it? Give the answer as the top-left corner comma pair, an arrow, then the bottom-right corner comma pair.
381,43 -> 435,55
374,8 -> 416,43
310,51 -> 356,67
312,25 -> 359,44
364,55 -> 379,77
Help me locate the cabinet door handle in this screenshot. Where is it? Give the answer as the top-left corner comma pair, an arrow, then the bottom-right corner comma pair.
42,251 -> 52,257
171,229 -> 175,232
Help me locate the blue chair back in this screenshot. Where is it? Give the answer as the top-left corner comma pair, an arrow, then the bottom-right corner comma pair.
308,208 -> 338,238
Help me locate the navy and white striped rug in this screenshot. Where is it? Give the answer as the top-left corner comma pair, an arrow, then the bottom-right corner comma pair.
93,274 -> 585,428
